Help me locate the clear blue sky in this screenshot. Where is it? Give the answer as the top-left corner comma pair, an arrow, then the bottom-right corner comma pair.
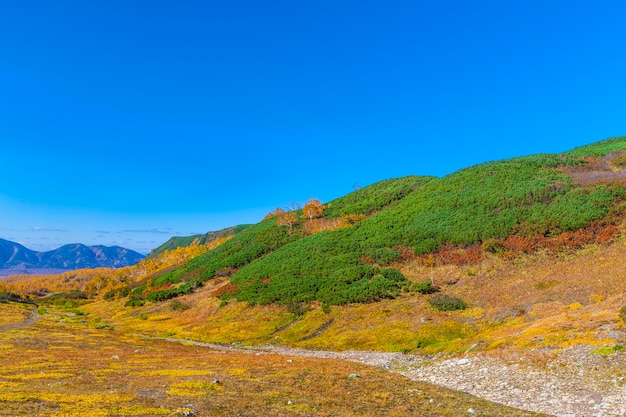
1,1 -> 626,254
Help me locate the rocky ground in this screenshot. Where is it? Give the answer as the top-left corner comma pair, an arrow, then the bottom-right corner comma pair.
394,346 -> 625,417
167,337 -> 625,417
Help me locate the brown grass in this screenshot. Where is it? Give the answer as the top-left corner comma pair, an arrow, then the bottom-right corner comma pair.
565,151 -> 626,187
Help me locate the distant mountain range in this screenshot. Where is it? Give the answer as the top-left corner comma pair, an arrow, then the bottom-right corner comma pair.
0,239 -> 144,276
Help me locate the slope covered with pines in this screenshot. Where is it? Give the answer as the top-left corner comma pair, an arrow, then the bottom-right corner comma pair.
113,137 -> 626,308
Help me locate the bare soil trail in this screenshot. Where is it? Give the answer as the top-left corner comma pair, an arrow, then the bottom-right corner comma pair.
0,304 -> 39,332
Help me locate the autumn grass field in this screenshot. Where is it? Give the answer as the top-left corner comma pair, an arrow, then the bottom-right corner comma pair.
0,303 -> 547,417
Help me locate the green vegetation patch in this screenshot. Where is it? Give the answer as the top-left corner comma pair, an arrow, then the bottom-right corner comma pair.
145,282 -> 200,303
428,294 -> 468,311
411,281 -> 439,294
323,176 -> 434,217
41,291 -> 89,307
590,345 -> 625,355
566,136 -> 626,158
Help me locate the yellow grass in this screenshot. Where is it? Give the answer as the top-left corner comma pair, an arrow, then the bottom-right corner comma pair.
0,302 -> 33,327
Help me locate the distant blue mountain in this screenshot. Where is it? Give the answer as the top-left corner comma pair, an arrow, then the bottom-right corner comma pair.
0,238 -> 144,274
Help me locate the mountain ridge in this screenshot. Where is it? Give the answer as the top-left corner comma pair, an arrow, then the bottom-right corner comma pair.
0,238 -> 144,273
146,224 -> 251,259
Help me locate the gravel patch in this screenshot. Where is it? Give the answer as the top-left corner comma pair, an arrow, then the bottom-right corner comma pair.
163,337 -> 624,417
393,345 -> 625,417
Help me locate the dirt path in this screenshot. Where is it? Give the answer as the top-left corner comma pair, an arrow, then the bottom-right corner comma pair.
162,337 -> 625,417
0,305 -> 39,332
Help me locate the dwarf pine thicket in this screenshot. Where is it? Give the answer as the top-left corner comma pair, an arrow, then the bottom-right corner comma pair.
120,137 -> 626,307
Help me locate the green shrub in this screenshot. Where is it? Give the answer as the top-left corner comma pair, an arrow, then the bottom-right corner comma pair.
567,136 -> 626,158
428,294 -> 468,311
103,289 -> 115,301
323,176 -> 433,217
44,291 -> 88,306
169,299 -> 191,312
145,290 -> 174,303
131,286 -> 146,297
286,301 -> 310,317
215,266 -> 236,277
380,268 -> 405,282
620,306 -> 626,323
124,299 -> 145,307
103,287 -> 130,301
481,238 -> 505,254
591,345 -> 625,355
0,292 -> 28,303
145,281 -> 196,303
152,272 -> 182,287
411,281 -> 439,294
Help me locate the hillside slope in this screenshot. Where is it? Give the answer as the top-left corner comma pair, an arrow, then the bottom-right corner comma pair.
135,175 -> 432,304
146,225 -> 250,259
112,137 -> 626,308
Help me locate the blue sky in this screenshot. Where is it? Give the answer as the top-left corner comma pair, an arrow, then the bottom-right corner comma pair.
1,1 -> 626,254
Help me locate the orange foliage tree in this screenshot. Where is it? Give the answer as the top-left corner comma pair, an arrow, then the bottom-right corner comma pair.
276,211 -> 298,227
264,207 -> 286,220
302,198 -> 324,221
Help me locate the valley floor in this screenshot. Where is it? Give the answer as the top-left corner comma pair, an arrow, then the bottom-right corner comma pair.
1,300 -> 625,416
0,303 -> 546,417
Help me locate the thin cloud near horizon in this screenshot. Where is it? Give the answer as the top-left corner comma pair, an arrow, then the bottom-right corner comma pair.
121,228 -> 172,235
32,227 -> 67,232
